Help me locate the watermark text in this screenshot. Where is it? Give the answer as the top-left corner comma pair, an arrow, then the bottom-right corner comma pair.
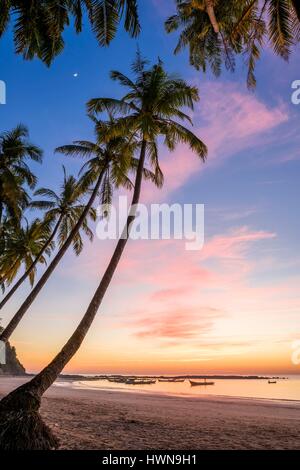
96,197 -> 205,251
0,80 -> 6,105
0,340 -> 6,365
291,340 -> 300,365
291,80 -> 300,105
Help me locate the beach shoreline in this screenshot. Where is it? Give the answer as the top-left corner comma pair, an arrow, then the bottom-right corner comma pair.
1,376 -> 299,450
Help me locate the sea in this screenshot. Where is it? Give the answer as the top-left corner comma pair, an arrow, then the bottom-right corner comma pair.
56,374 -> 300,403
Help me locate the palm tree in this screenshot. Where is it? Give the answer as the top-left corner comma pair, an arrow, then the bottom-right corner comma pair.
0,216 -> 50,295
0,124 -> 42,289
0,167 -> 95,310
166,0 -> 300,88
0,168 -> 96,342
0,1 -> 140,65
0,118 -> 141,344
0,218 -> 53,291
0,124 -> 42,224
165,1 -> 245,78
234,0 -> 300,87
0,55 -> 207,450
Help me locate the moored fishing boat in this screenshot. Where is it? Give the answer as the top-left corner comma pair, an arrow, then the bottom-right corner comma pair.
126,379 -> 156,385
189,379 -> 214,386
158,378 -> 185,382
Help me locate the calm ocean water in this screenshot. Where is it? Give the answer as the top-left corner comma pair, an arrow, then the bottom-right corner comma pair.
62,375 -> 300,402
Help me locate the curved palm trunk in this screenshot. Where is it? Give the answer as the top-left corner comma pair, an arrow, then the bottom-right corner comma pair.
205,0 -> 219,33
0,167 -> 106,344
0,215 -> 64,310
0,141 -> 147,450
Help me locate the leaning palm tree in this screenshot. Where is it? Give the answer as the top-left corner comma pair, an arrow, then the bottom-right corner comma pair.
0,1 -> 140,65
0,218 -> 53,291
166,0 -> 300,89
0,118 -> 143,343
0,124 -> 43,224
0,167 -> 95,310
0,54 -> 207,450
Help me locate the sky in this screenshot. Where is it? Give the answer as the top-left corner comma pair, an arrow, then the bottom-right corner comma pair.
0,1 -> 299,375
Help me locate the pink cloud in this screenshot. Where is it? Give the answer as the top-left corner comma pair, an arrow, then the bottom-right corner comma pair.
68,226 -> 276,291
131,306 -> 223,341
200,226 -> 276,261
59,219 -> 299,354
115,226 -> 276,285
141,82 -> 288,203
112,226 -> 280,344
198,83 -> 287,146
151,286 -> 193,302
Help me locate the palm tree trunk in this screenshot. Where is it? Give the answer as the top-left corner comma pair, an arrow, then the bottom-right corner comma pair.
0,215 -> 64,310
205,0 -> 219,33
0,166 -> 107,344
0,141 -> 147,450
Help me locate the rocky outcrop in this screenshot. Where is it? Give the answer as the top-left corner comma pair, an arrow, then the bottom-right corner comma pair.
0,341 -> 26,375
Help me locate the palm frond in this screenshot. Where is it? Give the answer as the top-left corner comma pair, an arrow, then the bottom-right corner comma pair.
87,96 -> 135,116
268,0 -> 294,59
118,0 -> 140,37
90,0 -> 119,45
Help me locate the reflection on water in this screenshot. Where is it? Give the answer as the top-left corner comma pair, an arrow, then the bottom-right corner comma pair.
73,376 -> 300,402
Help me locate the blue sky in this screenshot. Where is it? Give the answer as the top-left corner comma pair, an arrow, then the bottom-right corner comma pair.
0,1 -> 299,375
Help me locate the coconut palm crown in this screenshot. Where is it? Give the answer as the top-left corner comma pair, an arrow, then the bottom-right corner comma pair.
0,218 -> 53,288
0,0 -> 140,65
165,0 -> 300,89
0,124 -> 42,224
0,167 -> 97,310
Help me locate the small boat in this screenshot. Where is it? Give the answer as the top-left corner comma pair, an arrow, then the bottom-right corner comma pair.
158,378 -> 185,383
268,380 -> 277,384
126,379 -> 156,385
189,379 -> 214,386
107,377 -> 126,383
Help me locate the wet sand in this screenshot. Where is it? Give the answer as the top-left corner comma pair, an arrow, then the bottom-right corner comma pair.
0,377 -> 299,450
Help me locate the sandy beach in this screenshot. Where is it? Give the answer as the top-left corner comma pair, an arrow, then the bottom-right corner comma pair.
0,377 -> 299,450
